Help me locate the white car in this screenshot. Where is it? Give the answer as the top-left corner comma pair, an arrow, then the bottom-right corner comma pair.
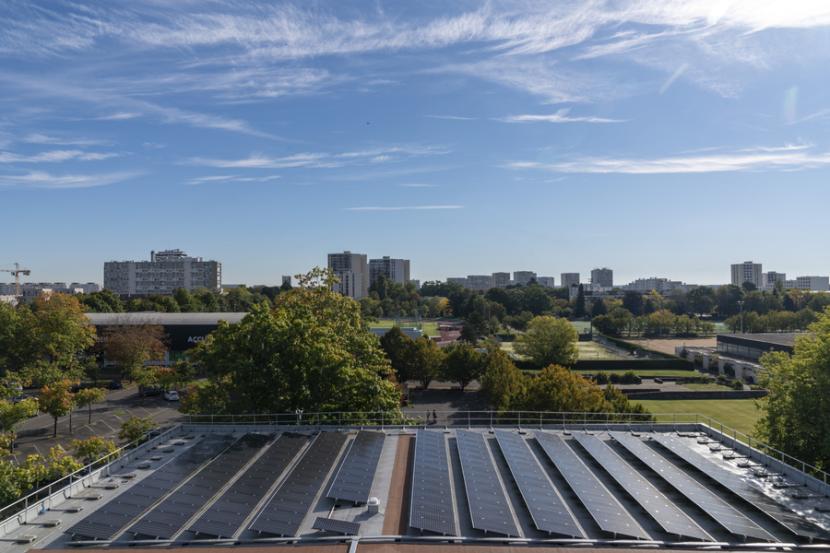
163,390 -> 180,401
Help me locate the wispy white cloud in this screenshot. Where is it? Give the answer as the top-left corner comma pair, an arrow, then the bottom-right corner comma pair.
187,174 -> 281,185
659,63 -> 689,94
425,114 -> 477,121
500,109 -> 625,124
96,112 -> 142,121
398,182 -> 438,188
507,145 -> 830,175
345,205 -> 463,212
0,149 -> 119,163
0,170 -> 140,189
186,145 -> 449,170
23,133 -> 110,146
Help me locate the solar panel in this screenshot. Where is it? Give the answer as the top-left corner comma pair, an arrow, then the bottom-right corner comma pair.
409,430 -> 457,536
609,432 -> 775,542
651,433 -> 830,540
494,430 -> 584,538
312,517 -> 361,535
573,432 -> 711,541
249,432 -> 347,537
327,431 -> 385,504
128,434 -> 266,539
535,432 -> 650,540
189,433 -> 308,538
66,435 -> 235,541
454,430 -> 519,537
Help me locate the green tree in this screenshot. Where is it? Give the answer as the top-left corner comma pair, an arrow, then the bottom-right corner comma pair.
74,388 -> 106,424
687,286 -> 716,315
622,291 -> 644,316
119,416 -> 155,443
101,324 -> 167,379
410,336 -> 445,389
29,294 -> 96,381
0,398 -> 38,452
514,316 -> 578,368
590,298 -> 607,317
39,381 -> 75,437
186,268 -> 401,417
0,303 -> 38,373
480,349 -> 525,413
518,364 -> 608,412
71,436 -> 117,463
574,285 -> 586,317
441,343 -> 484,391
379,327 -> 417,383
757,308 -> 830,468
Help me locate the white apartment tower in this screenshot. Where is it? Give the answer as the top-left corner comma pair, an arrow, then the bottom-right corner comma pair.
513,271 -> 537,286
731,261 -> 762,289
591,267 -> 613,288
561,273 -> 580,288
491,272 -> 511,288
369,257 -> 411,286
104,249 -> 221,296
328,251 -> 369,299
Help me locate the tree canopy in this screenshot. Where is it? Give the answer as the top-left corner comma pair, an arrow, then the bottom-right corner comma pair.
185,269 -> 401,417
514,315 -> 577,368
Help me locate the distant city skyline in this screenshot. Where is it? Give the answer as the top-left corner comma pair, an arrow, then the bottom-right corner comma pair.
2,3 -> 830,285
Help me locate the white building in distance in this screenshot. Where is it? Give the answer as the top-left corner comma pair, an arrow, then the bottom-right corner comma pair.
591,267 -> 613,288
537,276 -> 556,288
513,271 -> 537,286
491,272 -> 511,288
328,251 -> 369,299
104,249 -> 221,296
762,271 -> 786,291
731,261 -> 762,289
561,273 -> 580,288
794,275 -> 830,291
369,256 -> 410,286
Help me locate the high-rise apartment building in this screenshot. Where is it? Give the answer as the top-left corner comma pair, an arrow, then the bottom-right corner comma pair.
590,267 -> 613,288
104,249 -> 221,296
491,272 -> 511,288
369,256 -> 410,286
762,271 -> 786,290
730,261 -> 762,289
560,273 -> 580,288
513,271 -> 537,286
795,276 -> 830,291
466,275 -> 494,291
327,251 -> 369,299
537,276 -> 556,288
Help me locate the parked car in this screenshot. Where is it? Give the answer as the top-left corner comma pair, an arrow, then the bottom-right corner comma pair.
163,390 -> 180,402
107,379 -> 123,390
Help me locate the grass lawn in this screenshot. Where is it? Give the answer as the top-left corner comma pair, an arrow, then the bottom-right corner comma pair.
681,382 -> 733,391
633,399 -> 761,437
573,369 -> 698,378
577,341 -> 627,360
370,319 -> 439,337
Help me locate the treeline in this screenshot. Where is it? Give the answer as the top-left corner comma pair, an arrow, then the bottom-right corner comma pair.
79,285 -> 287,313
378,326 -> 647,417
592,308 -> 714,337
724,309 -> 817,333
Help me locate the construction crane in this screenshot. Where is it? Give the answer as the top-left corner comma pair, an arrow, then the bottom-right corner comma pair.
1,263 -> 31,296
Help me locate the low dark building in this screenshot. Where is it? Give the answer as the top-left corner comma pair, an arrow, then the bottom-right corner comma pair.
716,333 -> 799,362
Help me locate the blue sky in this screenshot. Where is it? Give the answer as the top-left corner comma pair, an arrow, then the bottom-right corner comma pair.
2,1 -> 830,286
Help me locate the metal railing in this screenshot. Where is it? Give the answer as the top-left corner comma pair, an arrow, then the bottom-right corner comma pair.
183,409 -> 830,485
0,423 -> 180,533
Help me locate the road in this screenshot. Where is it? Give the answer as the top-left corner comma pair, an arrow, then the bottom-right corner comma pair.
11,385 -> 183,460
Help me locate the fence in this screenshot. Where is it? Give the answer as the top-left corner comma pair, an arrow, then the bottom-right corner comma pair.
0,424 -> 180,535
182,409 -> 830,486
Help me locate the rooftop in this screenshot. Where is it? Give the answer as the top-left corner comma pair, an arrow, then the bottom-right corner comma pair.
85,312 -> 248,326
3,421 -> 830,552
717,333 -> 804,348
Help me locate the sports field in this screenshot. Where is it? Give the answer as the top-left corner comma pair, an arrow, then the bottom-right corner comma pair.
576,341 -> 627,360
572,368 -> 698,378
370,319 -> 440,337
633,398 -> 761,437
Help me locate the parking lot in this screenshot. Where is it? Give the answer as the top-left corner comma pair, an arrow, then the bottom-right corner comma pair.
11,385 -> 183,460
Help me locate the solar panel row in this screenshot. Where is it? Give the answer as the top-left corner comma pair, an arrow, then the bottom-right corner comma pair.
312,517 -> 361,535
494,430 -> 584,538
327,431 -> 385,504
249,432 -> 347,537
535,432 -> 650,540
127,434 -> 268,539
189,433 -> 309,538
409,430 -> 458,536
66,435 -> 235,541
651,433 -> 830,541
454,430 -> 519,537
609,432 -> 776,542
573,432 -> 712,542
